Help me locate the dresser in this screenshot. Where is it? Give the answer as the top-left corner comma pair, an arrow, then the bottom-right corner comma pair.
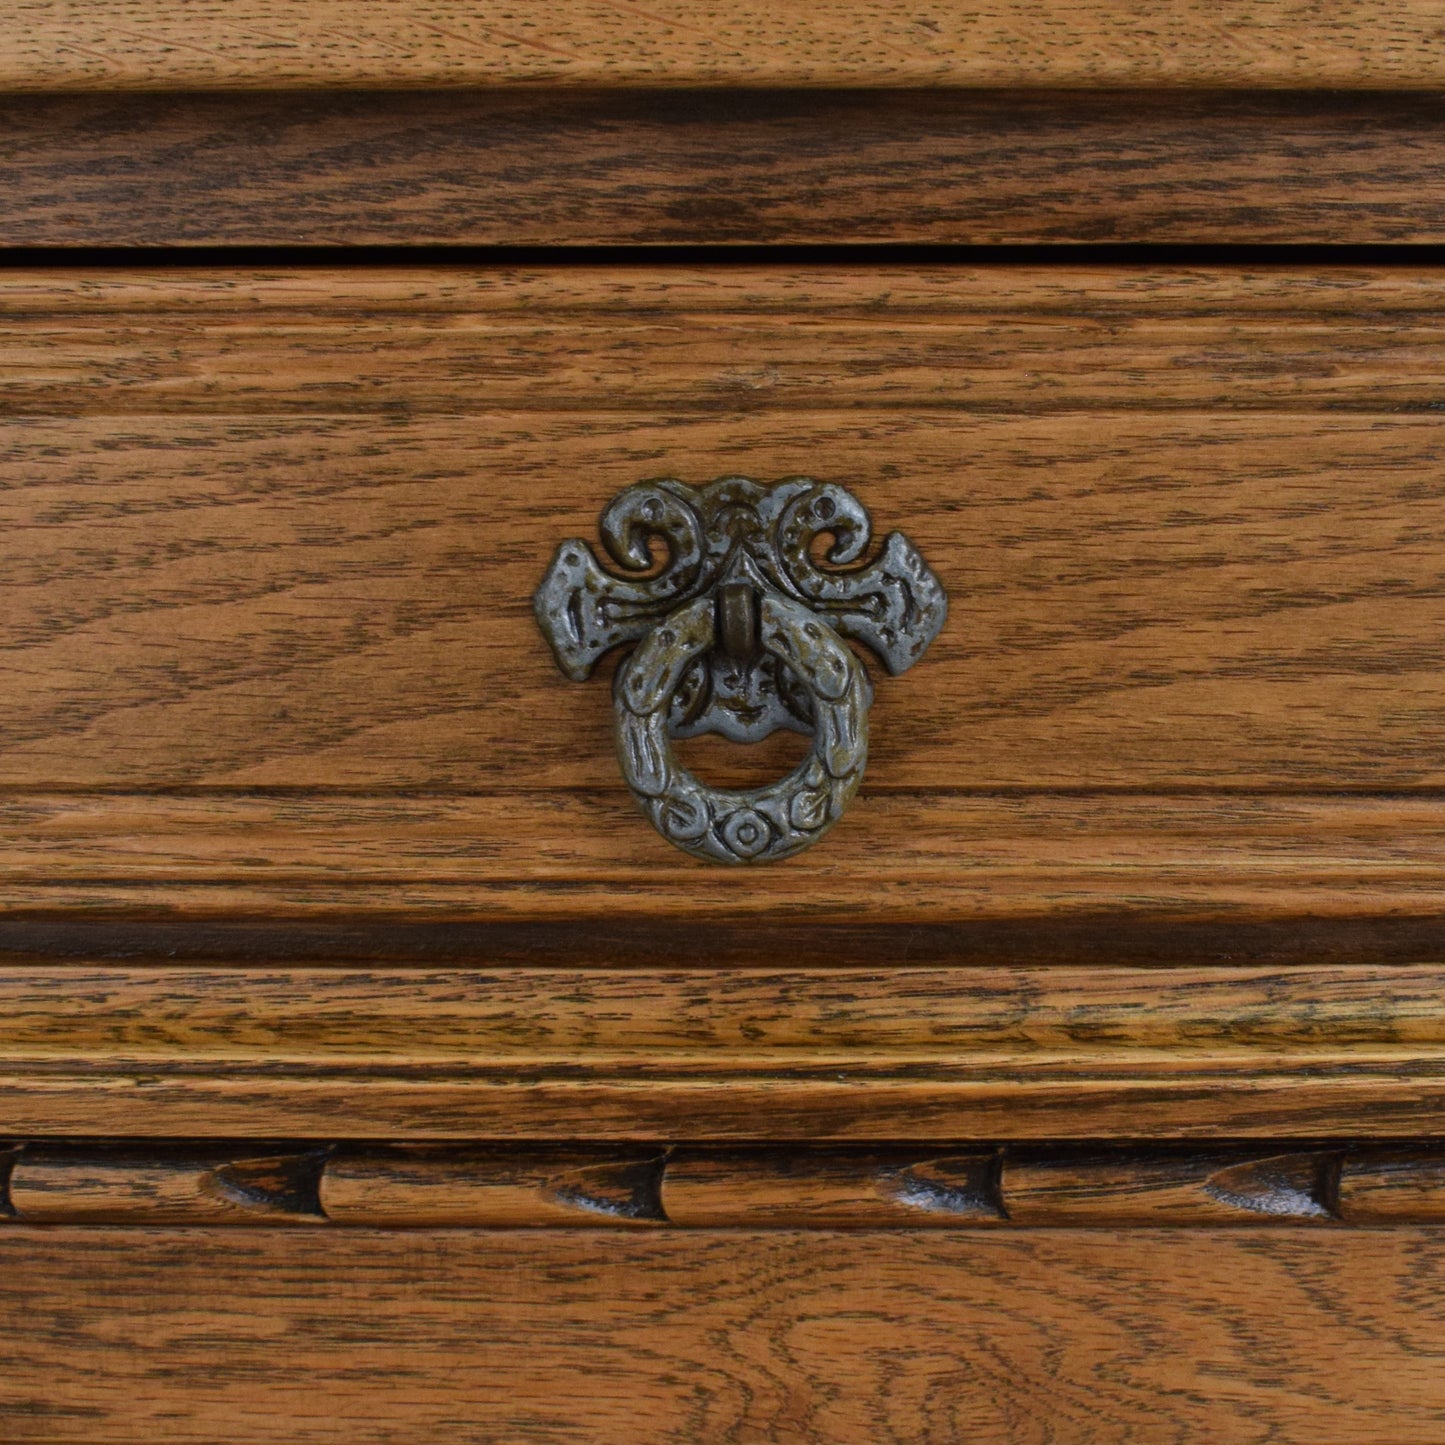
6,5 -> 1445,1441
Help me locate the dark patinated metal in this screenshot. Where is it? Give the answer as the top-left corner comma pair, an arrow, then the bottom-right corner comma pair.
534,476 -> 947,864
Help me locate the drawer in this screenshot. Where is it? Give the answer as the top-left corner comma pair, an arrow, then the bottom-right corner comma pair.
4,259 -> 1445,1149
6,264 -> 1445,916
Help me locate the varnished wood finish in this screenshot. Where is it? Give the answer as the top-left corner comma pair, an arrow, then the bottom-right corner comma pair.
4,1228 -> 1445,1443
14,265 -> 1445,414
10,267 -> 1445,915
4,2 -> 1445,91
13,962 -> 1445,1064
6,1140 -> 1445,1227
7,1143 -> 328,1225
13,1070 -> 1445,1141
1339,1147 -> 1445,1222
10,91 -> 1445,247
323,1148 -> 669,1228
9,2 -> 1445,1435
11,793 -> 1445,923
9,266 -> 1445,827
5,960 -> 1445,1138
335,1144 -> 1445,1228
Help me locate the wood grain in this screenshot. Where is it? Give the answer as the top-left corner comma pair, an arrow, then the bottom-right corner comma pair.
4,1 -> 1445,91
5,31 -> 1442,1430
9,90 -> 1445,247
25,1070 -> 1445,1141
323,1148 -> 670,1228
999,1148 -> 1339,1225
230,1143 -> 1445,1228
9,266 -> 1445,913
9,268 -> 1445,803
1339,1147 -> 1445,1222
3,1228 -> 1445,1443
7,958 -> 1445,1137
7,1143 -> 328,1225
10,792 -> 1445,923
9,961 -> 1444,1066
12,265 -> 1445,413
4,1141 -> 1445,1227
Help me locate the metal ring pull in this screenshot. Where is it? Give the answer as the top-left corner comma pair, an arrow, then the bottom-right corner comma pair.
535,477 -> 946,864
614,591 -> 870,863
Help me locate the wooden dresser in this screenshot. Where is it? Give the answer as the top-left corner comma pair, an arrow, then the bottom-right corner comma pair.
7,5 -> 1445,1440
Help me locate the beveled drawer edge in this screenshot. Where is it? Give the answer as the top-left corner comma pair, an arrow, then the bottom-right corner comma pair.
9,791 -> 1445,923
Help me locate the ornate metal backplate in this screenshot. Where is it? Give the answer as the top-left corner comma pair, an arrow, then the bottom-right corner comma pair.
535,476 -> 947,864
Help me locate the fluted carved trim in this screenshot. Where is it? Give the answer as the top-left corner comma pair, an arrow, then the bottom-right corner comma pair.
6,1142 -> 1445,1228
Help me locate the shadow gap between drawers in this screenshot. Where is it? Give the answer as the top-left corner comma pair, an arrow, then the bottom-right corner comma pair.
8,243 -> 1445,268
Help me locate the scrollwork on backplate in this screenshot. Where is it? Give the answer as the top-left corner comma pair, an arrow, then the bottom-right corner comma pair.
534,476 -> 946,864
773,480 -> 949,675
533,481 -> 707,682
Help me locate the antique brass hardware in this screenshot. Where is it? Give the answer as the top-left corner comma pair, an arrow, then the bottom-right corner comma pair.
534,477 -> 946,863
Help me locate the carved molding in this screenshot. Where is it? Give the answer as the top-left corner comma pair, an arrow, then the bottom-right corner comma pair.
4,1142 -> 1443,1228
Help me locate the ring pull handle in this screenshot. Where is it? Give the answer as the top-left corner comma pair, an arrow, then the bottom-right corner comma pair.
535,476 -> 947,865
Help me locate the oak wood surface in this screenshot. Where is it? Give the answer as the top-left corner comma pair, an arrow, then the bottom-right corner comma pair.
12,793 -> 1445,923
11,1071 -> 1445,1141
9,90 -> 1445,247
8,266 -> 1445,916
5,960 -> 1445,1137
6,1140 -> 1445,1227
9,962 -> 1443,1066
3,273 -> 1443,1140
8,958 -> 1445,1136
3,1227 -> 1445,1443
14,265 -> 1445,412
6,1143 -> 329,1225
6,28 -> 1443,1436
9,268 -> 1445,802
4,1 -> 1445,91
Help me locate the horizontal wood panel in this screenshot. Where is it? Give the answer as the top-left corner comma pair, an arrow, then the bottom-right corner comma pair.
10,1070 -> 1445,1140
9,266 -> 1445,920
4,2 -> 1444,91
11,407 -> 1445,787
12,267 -> 1445,412
8,268 -> 1445,797
9,91 -> 1445,247
18,268 -> 1445,313
3,1228 -> 1445,1443
7,955 -> 1445,1137
9,794 -> 1445,923
9,323 -> 1445,410
6,962 -> 1444,1067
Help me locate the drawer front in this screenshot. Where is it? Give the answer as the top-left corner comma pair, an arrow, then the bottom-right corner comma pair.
4,261 -> 1445,1148
6,264 -> 1445,917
